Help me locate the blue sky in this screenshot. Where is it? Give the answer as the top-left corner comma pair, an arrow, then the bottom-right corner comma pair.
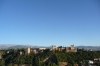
0,0 -> 100,46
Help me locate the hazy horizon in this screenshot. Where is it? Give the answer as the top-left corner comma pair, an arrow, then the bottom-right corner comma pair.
0,44 -> 100,47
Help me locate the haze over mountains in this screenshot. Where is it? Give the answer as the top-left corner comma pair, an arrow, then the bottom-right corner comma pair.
0,44 -> 50,49
0,44 -> 100,50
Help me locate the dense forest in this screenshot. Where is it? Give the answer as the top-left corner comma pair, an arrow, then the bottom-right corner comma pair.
0,48 -> 100,66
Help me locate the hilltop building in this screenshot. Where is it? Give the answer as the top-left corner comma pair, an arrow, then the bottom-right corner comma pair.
50,45 -> 57,51
25,48 -> 30,54
51,45 -> 77,52
19,51 -> 23,55
25,45 -> 77,54
25,47 -> 46,54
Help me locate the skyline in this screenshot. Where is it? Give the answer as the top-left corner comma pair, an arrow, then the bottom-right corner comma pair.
0,0 -> 100,46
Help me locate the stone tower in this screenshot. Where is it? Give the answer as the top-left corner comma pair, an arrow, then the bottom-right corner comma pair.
25,48 -> 30,54
71,44 -> 74,50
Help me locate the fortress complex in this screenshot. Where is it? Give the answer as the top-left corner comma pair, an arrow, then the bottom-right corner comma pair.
51,45 -> 77,52
25,45 -> 77,54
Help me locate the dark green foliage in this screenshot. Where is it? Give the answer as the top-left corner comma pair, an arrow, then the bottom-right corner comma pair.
0,59 -> 5,66
32,56 -> 41,66
1,48 -> 100,66
47,61 -> 57,66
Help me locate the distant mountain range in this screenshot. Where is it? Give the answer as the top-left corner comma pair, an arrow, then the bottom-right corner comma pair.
75,46 -> 100,50
0,44 -> 50,49
0,44 -> 100,50
0,44 -> 33,49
